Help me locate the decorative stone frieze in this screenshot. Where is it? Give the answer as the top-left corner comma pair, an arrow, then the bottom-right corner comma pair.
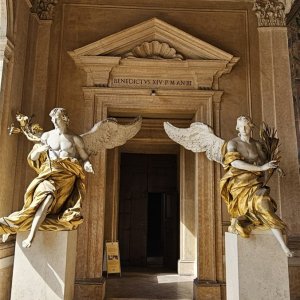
31,0 -> 58,20
124,41 -> 184,60
253,0 -> 286,27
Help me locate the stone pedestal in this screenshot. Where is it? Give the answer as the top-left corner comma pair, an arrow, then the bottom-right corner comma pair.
11,230 -> 77,300
225,231 -> 290,300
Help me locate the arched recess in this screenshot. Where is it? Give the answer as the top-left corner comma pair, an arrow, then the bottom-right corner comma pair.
70,18 -> 239,299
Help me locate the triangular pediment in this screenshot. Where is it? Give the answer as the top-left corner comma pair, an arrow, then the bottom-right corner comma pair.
69,18 -> 239,89
70,18 -> 233,61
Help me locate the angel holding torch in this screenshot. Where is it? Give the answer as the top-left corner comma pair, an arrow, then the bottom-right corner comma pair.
164,116 -> 293,257
1,108 -> 141,248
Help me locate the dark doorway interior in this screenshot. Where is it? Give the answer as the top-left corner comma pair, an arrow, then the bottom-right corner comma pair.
118,153 -> 179,271
147,193 -> 163,260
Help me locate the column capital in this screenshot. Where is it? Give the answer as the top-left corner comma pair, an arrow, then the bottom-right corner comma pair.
31,0 -> 58,20
253,0 -> 295,27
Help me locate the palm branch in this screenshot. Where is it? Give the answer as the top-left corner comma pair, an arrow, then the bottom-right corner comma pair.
259,122 -> 285,186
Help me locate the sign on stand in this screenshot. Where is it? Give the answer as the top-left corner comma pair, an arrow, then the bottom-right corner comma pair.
105,241 -> 121,277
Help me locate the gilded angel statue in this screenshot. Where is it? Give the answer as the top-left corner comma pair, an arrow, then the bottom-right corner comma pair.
164,116 -> 293,257
1,108 -> 142,248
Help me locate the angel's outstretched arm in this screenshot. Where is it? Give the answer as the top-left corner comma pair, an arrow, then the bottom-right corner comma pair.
73,135 -> 94,173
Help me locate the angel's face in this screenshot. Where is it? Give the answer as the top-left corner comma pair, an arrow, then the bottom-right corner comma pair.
237,119 -> 251,137
51,114 -> 67,130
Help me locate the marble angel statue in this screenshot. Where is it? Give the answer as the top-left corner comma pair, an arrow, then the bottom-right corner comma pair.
164,116 -> 293,257
1,108 -> 142,248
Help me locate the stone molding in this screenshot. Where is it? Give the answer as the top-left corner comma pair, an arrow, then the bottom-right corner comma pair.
31,0 -> 58,20
253,0 -> 287,27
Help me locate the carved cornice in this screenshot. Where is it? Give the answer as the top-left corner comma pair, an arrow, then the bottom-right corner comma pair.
31,0 -> 58,20
253,0 -> 286,27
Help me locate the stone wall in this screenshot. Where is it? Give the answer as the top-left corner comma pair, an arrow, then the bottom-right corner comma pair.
0,0 -> 299,299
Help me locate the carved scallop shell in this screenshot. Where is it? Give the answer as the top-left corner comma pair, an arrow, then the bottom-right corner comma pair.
124,41 -> 184,60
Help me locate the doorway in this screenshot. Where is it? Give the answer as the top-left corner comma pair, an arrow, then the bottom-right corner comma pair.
118,153 -> 179,271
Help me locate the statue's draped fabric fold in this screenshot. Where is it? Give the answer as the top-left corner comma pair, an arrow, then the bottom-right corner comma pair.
220,151 -> 286,237
0,144 -> 85,235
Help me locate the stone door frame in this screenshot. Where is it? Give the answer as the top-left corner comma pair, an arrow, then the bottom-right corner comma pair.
75,87 -> 224,298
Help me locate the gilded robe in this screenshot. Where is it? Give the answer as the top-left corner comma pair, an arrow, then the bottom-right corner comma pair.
0,144 -> 85,235
220,151 -> 286,237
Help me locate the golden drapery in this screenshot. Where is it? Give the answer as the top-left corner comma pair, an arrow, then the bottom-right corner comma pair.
220,151 -> 286,237
0,144 -> 85,235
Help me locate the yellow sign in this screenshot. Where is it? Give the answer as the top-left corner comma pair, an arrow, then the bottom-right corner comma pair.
106,241 -> 121,275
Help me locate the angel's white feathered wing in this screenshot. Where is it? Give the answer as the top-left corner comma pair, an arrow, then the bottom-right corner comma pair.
164,122 -> 225,164
81,116 -> 142,155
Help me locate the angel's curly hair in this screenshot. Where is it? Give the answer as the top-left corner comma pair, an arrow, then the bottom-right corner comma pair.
49,108 -> 70,126
236,115 -> 255,131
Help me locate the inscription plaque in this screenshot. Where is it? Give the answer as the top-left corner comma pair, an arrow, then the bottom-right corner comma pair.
109,76 -> 197,89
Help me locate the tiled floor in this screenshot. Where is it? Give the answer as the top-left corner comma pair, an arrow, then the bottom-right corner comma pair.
105,268 -> 194,300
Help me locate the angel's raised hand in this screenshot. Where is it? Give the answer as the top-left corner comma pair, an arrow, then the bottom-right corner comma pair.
261,160 -> 278,171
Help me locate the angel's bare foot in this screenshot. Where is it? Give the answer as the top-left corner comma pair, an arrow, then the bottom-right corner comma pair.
22,237 -> 32,248
228,225 -> 238,234
21,194 -> 53,248
283,246 -> 294,257
2,234 -> 10,242
228,218 -> 238,234
271,228 -> 294,257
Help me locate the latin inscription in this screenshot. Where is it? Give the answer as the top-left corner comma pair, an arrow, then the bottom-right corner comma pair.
111,77 -> 193,88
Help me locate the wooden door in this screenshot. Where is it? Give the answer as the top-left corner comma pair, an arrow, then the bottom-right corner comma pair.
119,154 -> 148,266
119,153 -> 178,269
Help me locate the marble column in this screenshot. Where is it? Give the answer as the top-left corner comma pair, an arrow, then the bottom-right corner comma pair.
15,2 -> 57,210
74,91 -> 106,299
254,1 -> 300,298
178,147 -> 196,275
22,14 -> 52,121
193,93 -> 224,300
